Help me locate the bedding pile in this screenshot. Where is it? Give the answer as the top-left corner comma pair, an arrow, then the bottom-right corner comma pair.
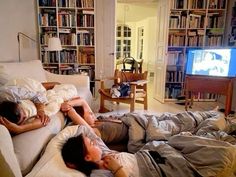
118,111 -> 236,177
3,78 -> 77,117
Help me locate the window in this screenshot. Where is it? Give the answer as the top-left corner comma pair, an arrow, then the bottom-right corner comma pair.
137,27 -> 144,59
116,25 -> 132,59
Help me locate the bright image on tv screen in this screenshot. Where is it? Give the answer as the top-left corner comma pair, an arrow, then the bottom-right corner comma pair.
191,49 -> 230,77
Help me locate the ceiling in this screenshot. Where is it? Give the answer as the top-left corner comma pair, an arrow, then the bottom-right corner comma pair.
117,1 -> 158,22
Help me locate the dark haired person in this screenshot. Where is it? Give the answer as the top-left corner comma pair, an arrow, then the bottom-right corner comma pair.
62,133 -> 129,177
0,85 -> 50,134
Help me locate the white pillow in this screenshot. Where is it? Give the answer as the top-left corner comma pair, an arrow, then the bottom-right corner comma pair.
5,77 -> 46,93
26,125 -> 110,177
0,60 -> 47,85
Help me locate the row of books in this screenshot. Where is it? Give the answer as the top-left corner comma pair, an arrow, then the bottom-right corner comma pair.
205,35 -> 222,46
59,33 -> 76,45
167,51 -> 185,66
41,51 -> 59,63
206,15 -> 224,28
58,11 -> 76,27
76,0 -> 94,8
58,0 -> 76,7
77,31 -> 94,46
189,13 -> 205,28
188,35 -> 204,46
188,0 -> 207,9
168,32 -> 186,46
60,50 -> 77,63
39,0 -> 56,6
169,13 -> 187,28
39,0 -> 94,8
40,32 -> 55,45
170,0 -> 226,10
78,53 -> 95,64
165,85 -> 182,99
166,70 -> 184,83
77,13 -> 94,27
39,10 -> 57,26
170,0 -> 188,9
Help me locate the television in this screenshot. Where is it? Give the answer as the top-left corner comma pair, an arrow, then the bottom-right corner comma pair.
186,48 -> 236,77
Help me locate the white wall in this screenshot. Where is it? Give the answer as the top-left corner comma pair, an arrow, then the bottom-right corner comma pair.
0,0 -> 38,62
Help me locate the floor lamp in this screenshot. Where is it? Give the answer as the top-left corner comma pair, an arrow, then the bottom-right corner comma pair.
17,32 -> 37,62
47,37 -> 62,73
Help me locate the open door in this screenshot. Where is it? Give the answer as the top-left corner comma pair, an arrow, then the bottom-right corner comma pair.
95,0 -> 116,95
153,0 -> 169,102
95,0 -> 116,78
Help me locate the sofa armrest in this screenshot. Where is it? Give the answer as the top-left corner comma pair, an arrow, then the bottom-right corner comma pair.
0,125 -> 22,177
45,70 -> 90,90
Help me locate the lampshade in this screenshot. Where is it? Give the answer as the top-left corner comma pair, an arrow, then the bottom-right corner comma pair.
47,37 -> 62,51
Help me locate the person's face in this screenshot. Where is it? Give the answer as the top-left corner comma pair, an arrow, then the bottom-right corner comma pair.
83,136 -> 102,163
16,105 -> 27,125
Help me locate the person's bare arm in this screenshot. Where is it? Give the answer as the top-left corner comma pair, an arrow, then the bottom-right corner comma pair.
34,103 -> 50,125
41,82 -> 61,90
0,117 -> 46,134
102,155 -> 127,177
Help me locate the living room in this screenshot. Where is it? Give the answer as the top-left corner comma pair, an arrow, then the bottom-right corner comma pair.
1,1 -> 236,177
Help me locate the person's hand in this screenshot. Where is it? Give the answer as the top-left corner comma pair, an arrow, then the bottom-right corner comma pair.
102,155 -> 121,172
60,102 -> 73,112
36,111 -> 50,126
30,118 -> 45,128
0,117 -> 22,134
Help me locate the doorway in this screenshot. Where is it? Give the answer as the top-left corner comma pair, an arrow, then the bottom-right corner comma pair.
115,0 -> 158,80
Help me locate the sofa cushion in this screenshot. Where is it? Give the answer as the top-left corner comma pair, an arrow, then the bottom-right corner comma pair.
12,112 -> 66,176
27,125 -> 97,177
0,60 -> 47,85
26,125 -> 111,177
0,125 -> 22,177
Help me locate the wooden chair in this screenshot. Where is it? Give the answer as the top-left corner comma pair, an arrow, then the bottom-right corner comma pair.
98,69 -> 148,113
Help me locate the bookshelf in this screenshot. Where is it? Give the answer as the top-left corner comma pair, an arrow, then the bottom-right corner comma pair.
37,0 -> 95,92
166,0 -> 228,101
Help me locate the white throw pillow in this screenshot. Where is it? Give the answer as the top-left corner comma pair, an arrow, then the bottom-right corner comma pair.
0,60 -> 47,86
26,125 -> 110,177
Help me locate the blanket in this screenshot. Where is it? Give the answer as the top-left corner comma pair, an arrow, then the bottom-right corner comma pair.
5,78 -> 77,117
119,112 -> 236,177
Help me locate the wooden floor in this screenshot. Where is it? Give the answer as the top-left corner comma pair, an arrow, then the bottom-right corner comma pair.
93,77 -> 225,116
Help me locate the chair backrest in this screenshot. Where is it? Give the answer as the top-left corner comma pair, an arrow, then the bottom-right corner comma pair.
114,69 -> 148,84
122,57 -> 137,73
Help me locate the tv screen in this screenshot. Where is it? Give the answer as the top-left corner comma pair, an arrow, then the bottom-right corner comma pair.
186,48 -> 236,77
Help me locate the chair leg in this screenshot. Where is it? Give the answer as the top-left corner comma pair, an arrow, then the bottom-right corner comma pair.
144,96 -> 148,110
99,96 -> 110,113
130,99 -> 135,112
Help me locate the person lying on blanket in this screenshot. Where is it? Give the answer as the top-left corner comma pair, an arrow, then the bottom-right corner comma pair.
0,86 -> 50,134
63,105 -> 229,146
0,78 -> 96,134
61,125 -> 236,177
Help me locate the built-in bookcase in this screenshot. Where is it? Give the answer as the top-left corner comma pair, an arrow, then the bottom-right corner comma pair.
166,0 -> 227,101
37,0 -> 95,93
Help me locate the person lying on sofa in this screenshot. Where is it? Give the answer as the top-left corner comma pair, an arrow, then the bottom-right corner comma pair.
62,133 -> 128,177
0,80 -> 96,135
0,84 -> 50,134
60,100 -> 127,144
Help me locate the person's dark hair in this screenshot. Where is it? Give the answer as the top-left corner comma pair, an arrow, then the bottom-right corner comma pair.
0,101 -> 21,123
61,134 -> 98,175
74,106 -> 84,117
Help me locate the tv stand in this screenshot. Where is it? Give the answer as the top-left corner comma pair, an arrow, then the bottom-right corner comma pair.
185,75 -> 235,116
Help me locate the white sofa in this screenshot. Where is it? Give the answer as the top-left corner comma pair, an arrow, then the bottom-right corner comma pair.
0,60 -> 93,177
